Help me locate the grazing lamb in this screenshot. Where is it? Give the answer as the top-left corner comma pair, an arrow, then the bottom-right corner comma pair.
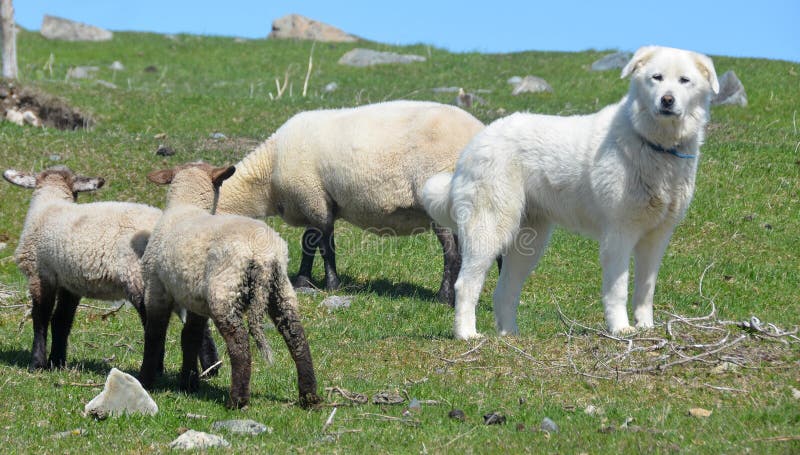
216,100 -> 484,305
139,162 -> 320,409
3,166 -> 219,370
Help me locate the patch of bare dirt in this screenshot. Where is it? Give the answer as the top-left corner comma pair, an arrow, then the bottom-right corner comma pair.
0,80 -> 93,130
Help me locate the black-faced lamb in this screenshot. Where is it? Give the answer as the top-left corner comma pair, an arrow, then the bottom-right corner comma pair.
139,162 -> 320,409
3,166 -> 219,371
215,100 -> 484,305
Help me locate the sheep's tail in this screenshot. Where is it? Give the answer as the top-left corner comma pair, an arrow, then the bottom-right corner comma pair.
422,172 -> 456,230
244,261 -> 274,365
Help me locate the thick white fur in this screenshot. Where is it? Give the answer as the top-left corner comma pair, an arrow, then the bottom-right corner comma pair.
422,46 -> 719,339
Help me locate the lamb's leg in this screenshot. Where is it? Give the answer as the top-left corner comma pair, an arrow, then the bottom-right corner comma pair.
211,307 -> 252,409
29,277 -> 56,370
179,312 -> 208,393
434,225 -> 460,307
48,289 -> 81,368
198,323 -> 220,377
319,226 -> 341,290
139,284 -> 172,389
268,272 -> 321,408
292,227 -> 321,288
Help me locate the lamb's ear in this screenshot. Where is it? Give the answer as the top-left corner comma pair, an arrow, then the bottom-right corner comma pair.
3,169 -> 37,189
210,166 -> 236,187
72,176 -> 105,192
621,46 -> 659,79
147,169 -> 176,185
693,52 -> 720,95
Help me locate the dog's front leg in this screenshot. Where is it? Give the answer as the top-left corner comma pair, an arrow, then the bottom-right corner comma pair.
600,233 -> 637,335
632,227 -> 674,330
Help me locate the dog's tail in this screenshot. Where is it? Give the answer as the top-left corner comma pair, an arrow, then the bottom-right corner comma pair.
422,172 -> 456,230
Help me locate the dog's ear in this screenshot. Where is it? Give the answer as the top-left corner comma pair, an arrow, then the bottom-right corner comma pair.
621,46 -> 659,79
693,52 -> 720,95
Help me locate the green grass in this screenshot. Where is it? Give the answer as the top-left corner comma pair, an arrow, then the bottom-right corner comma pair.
1,30 -> 799,453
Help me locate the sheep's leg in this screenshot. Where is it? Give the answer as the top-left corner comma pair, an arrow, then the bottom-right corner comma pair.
292,227 -> 321,288
198,323 -> 220,377
319,227 -> 341,290
434,225 -> 461,307
29,277 -> 56,370
179,312 -> 208,393
268,272 -> 321,408
211,308 -> 252,409
48,289 -> 81,369
139,294 -> 172,389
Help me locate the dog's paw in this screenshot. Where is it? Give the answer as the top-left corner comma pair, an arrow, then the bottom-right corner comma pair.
454,330 -> 484,341
635,321 -> 655,331
610,325 -> 637,336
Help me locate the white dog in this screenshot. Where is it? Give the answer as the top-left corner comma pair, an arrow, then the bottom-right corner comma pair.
423,46 -> 719,339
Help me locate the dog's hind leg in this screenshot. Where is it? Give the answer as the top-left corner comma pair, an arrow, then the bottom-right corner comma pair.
632,226 -> 673,330
493,222 -> 553,336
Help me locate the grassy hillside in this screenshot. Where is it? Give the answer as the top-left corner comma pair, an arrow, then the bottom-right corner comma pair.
1,30 -> 798,453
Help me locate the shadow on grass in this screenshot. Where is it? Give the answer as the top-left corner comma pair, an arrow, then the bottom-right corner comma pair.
296,273 -> 442,302
0,348 -> 120,375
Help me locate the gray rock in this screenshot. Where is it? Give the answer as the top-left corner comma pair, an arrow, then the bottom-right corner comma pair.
540,417 -> 559,433
712,70 -> 747,107
269,14 -> 357,43
483,412 -> 506,425
433,86 -> 461,93
41,15 -> 112,42
95,80 -> 117,90
48,154 -> 61,162
324,82 -> 339,93
448,409 -> 466,421
67,66 -> 99,80
320,295 -> 353,310
5,109 -> 24,126
295,286 -> 321,296
168,430 -> 230,450
109,61 -> 125,71
338,48 -> 426,67
84,368 -> 158,419
507,76 -> 523,86
511,76 -> 554,95
211,419 -> 272,435
210,132 -> 227,139
591,51 -> 633,71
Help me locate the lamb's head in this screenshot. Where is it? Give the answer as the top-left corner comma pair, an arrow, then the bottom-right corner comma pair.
4,165 -> 105,201
148,161 -> 236,212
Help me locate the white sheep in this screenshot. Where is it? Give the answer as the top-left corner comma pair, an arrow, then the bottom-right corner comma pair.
216,100 -> 484,305
139,162 -> 321,409
3,166 -> 219,371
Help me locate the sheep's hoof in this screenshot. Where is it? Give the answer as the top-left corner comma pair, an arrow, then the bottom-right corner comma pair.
298,393 -> 323,409
436,287 -> 456,307
226,396 -> 250,410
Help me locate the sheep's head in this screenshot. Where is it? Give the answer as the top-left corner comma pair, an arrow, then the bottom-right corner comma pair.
4,166 -> 105,201
147,162 -> 235,188
148,162 -> 236,212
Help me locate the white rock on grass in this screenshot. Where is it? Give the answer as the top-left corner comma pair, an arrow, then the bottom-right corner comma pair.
41,15 -> 113,42
511,76 -> 554,95
269,14 -> 358,43
712,70 -> 748,107
320,295 -> 353,310
591,51 -> 633,71
84,368 -> 158,419
211,419 -> 272,435
67,66 -> 99,80
169,430 -> 230,450
110,61 -> 125,71
5,108 -> 24,126
338,48 -> 426,67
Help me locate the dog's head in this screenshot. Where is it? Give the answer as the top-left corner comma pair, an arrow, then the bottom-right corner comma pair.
622,46 -> 719,121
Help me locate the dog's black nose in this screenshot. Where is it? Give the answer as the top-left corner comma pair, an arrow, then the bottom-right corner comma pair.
661,95 -> 675,108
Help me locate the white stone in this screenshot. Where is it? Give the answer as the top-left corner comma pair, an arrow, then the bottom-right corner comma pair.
269,14 -> 357,42
338,48 -> 426,67
109,61 -> 125,71
169,430 -> 230,450
6,108 -> 24,126
511,75 -> 554,95
84,368 -> 158,419
40,15 -> 113,42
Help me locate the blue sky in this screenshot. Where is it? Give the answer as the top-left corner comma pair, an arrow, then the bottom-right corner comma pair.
14,1 -> 800,62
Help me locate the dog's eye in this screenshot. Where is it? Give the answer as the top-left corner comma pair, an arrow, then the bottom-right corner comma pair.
652,74 -> 663,81
679,76 -> 690,84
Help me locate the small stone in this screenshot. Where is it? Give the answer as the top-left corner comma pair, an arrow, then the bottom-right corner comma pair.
154,132 -> 168,140
742,213 -> 756,221
590,52 -> 633,71
156,144 -> 175,156
584,404 -> 604,416
511,76 -> 554,95
110,61 -> 125,71
5,108 -> 24,126
540,417 -> 559,433
688,407 -> 712,418
712,70 -> 748,107
95,80 -> 117,89
507,76 -> 523,86
144,65 -> 158,73
186,413 -> 207,419
407,398 -> 422,413
168,430 -> 230,450
67,66 -> 99,80
320,295 -> 353,310
372,391 -> 404,405
84,368 -> 158,419
791,387 -> 800,399
483,412 -> 506,425
211,419 -> 272,435
324,82 -> 338,93
518,397 -> 527,405
710,361 -> 740,375
338,48 -> 426,67
295,287 -> 320,296
210,132 -> 227,140
49,154 -> 62,162
53,428 -> 87,438
0,242 -> 7,251
448,409 -> 466,421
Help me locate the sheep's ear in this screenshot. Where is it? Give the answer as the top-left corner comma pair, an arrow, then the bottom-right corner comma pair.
621,46 -> 659,79
147,169 -> 176,185
72,176 -> 105,192
3,169 -> 37,189
693,52 -> 720,94
211,166 -> 236,187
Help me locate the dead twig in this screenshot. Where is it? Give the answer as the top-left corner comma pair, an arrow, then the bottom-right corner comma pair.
199,360 -> 223,378
302,42 -> 315,97
321,407 -> 337,433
